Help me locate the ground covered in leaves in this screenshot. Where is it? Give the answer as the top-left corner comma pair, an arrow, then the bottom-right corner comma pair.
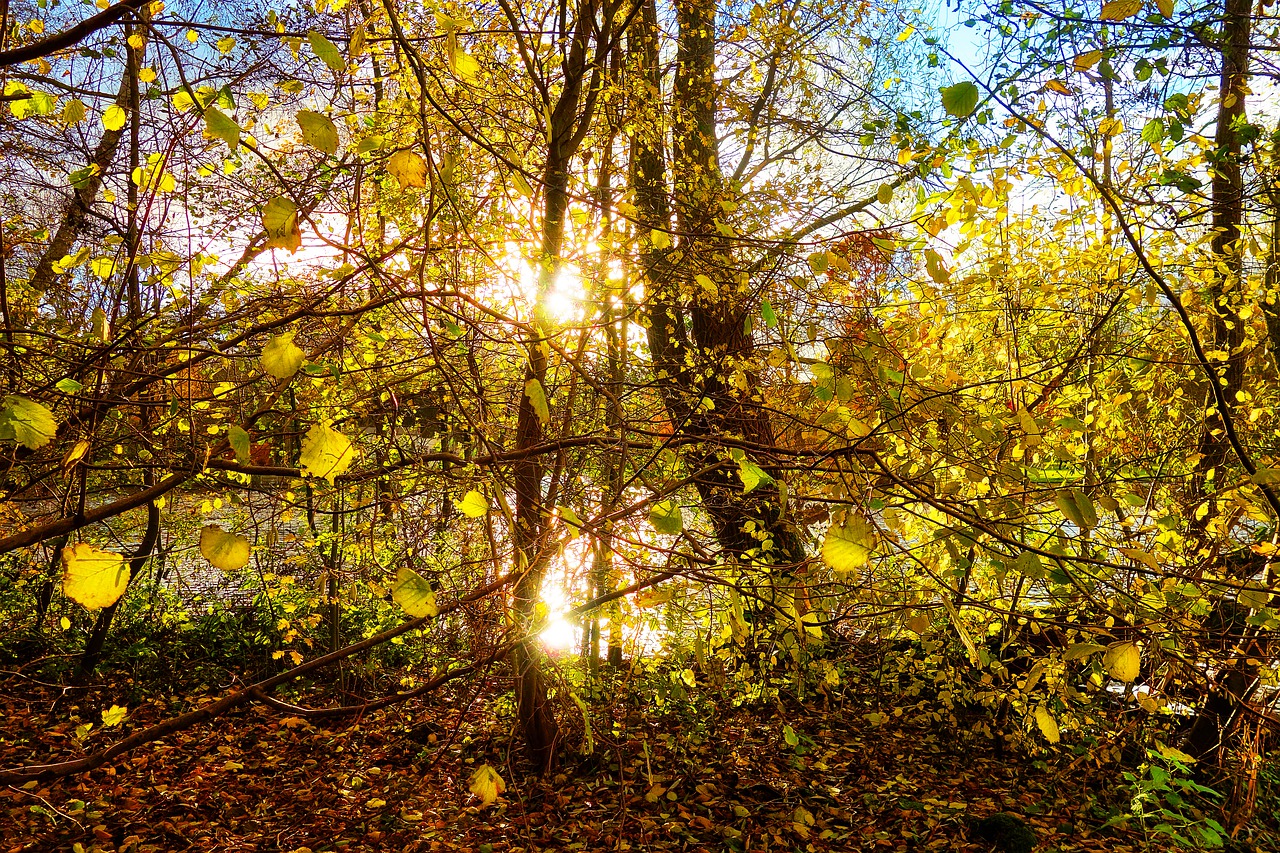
0,656 -> 1267,853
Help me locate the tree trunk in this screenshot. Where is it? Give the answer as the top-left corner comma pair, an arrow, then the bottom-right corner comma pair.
1182,0 -> 1256,765
629,0 -> 806,569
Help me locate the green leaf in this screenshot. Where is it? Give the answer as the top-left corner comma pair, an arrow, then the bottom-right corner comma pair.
388,149 -> 428,189
877,183 -> 894,204
454,489 -> 489,517
1140,118 -> 1165,145
260,332 -> 305,379
0,395 -> 58,450
469,764 -> 505,808
649,499 -> 683,535
821,514 -> 877,574
736,458 -> 774,494
1055,489 -> 1095,530
1071,488 -> 1098,528
1014,550 -> 1045,579
56,378 -> 83,394
229,426 -> 251,463
297,110 -> 338,156
262,196 -> 301,253
391,566 -> 438,618
62,543 -> 129,610
199,525 -> 251,571
307,30 -> 345,72
783,724 -> 800,748
760,299 -> 778,329
1251,468 -> 1280,485
299,423 -> 357,483
524,378 -> 550,425
203,106 -> 240,151
1158,169 -> 1202,193
940,81 -> 980,117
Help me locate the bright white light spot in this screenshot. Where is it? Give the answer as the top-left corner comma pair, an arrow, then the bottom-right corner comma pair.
538,581 -> 578,651
544,265 -> 584,323
540,615 -> 577,651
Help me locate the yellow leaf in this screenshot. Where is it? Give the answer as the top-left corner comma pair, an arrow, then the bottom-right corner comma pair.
524,378 -> 550,425
1073,50 -> 1103,72
1156,0 -> 1173,16
821,514 -> 877,574
1044,79 -> 1072,94
260,332 -> 305,379
101,704 -> 128,727
62,543 -> 130,610
1100,0 -> 1142,20
454,489 -> 489,517
469,764 -> 506,808
102,104 -> 127,131
299,422 -> 356,483
1034,706 -> 1061,743
1119,547 -> 1160,571
0,395 -> 58,450
387,149 -> 428,189
62,98 -> 87,124
261,196 -> 301,252
199,525 -> 251,571
1103,642 -> 1141,683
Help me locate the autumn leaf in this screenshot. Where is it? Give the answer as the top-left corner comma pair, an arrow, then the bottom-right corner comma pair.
262,196 -> 301,252
388,149 -> 428,189
390,566 -> 438,618
199,525 -> 251,571
300,423 -> 357,483
102,104 -> 127,131
1100,0 -> 1142,20
308,30 -> 345,72
822,514 -> 877,574
203,106 -> 240,151
649,499 -> 683,535
0,395 -> 57,450
1034,706 -> 1061,743
469,764 -> 506,807
454,489 -> 489,517
63,544 -> 130,610
524,378 -> 550,425
1103,642 -> 1141,683
297,110 -> 339,156
260,333 -> 305,379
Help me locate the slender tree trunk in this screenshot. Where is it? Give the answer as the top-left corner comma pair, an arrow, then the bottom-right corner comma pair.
1182,0 -> 1256,764
77,17 -> 154,678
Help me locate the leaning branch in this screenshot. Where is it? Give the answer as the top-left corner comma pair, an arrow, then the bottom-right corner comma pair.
0,0 -> 149,67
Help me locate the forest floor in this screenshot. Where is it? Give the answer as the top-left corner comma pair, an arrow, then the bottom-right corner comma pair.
0,656 -> 1269,853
